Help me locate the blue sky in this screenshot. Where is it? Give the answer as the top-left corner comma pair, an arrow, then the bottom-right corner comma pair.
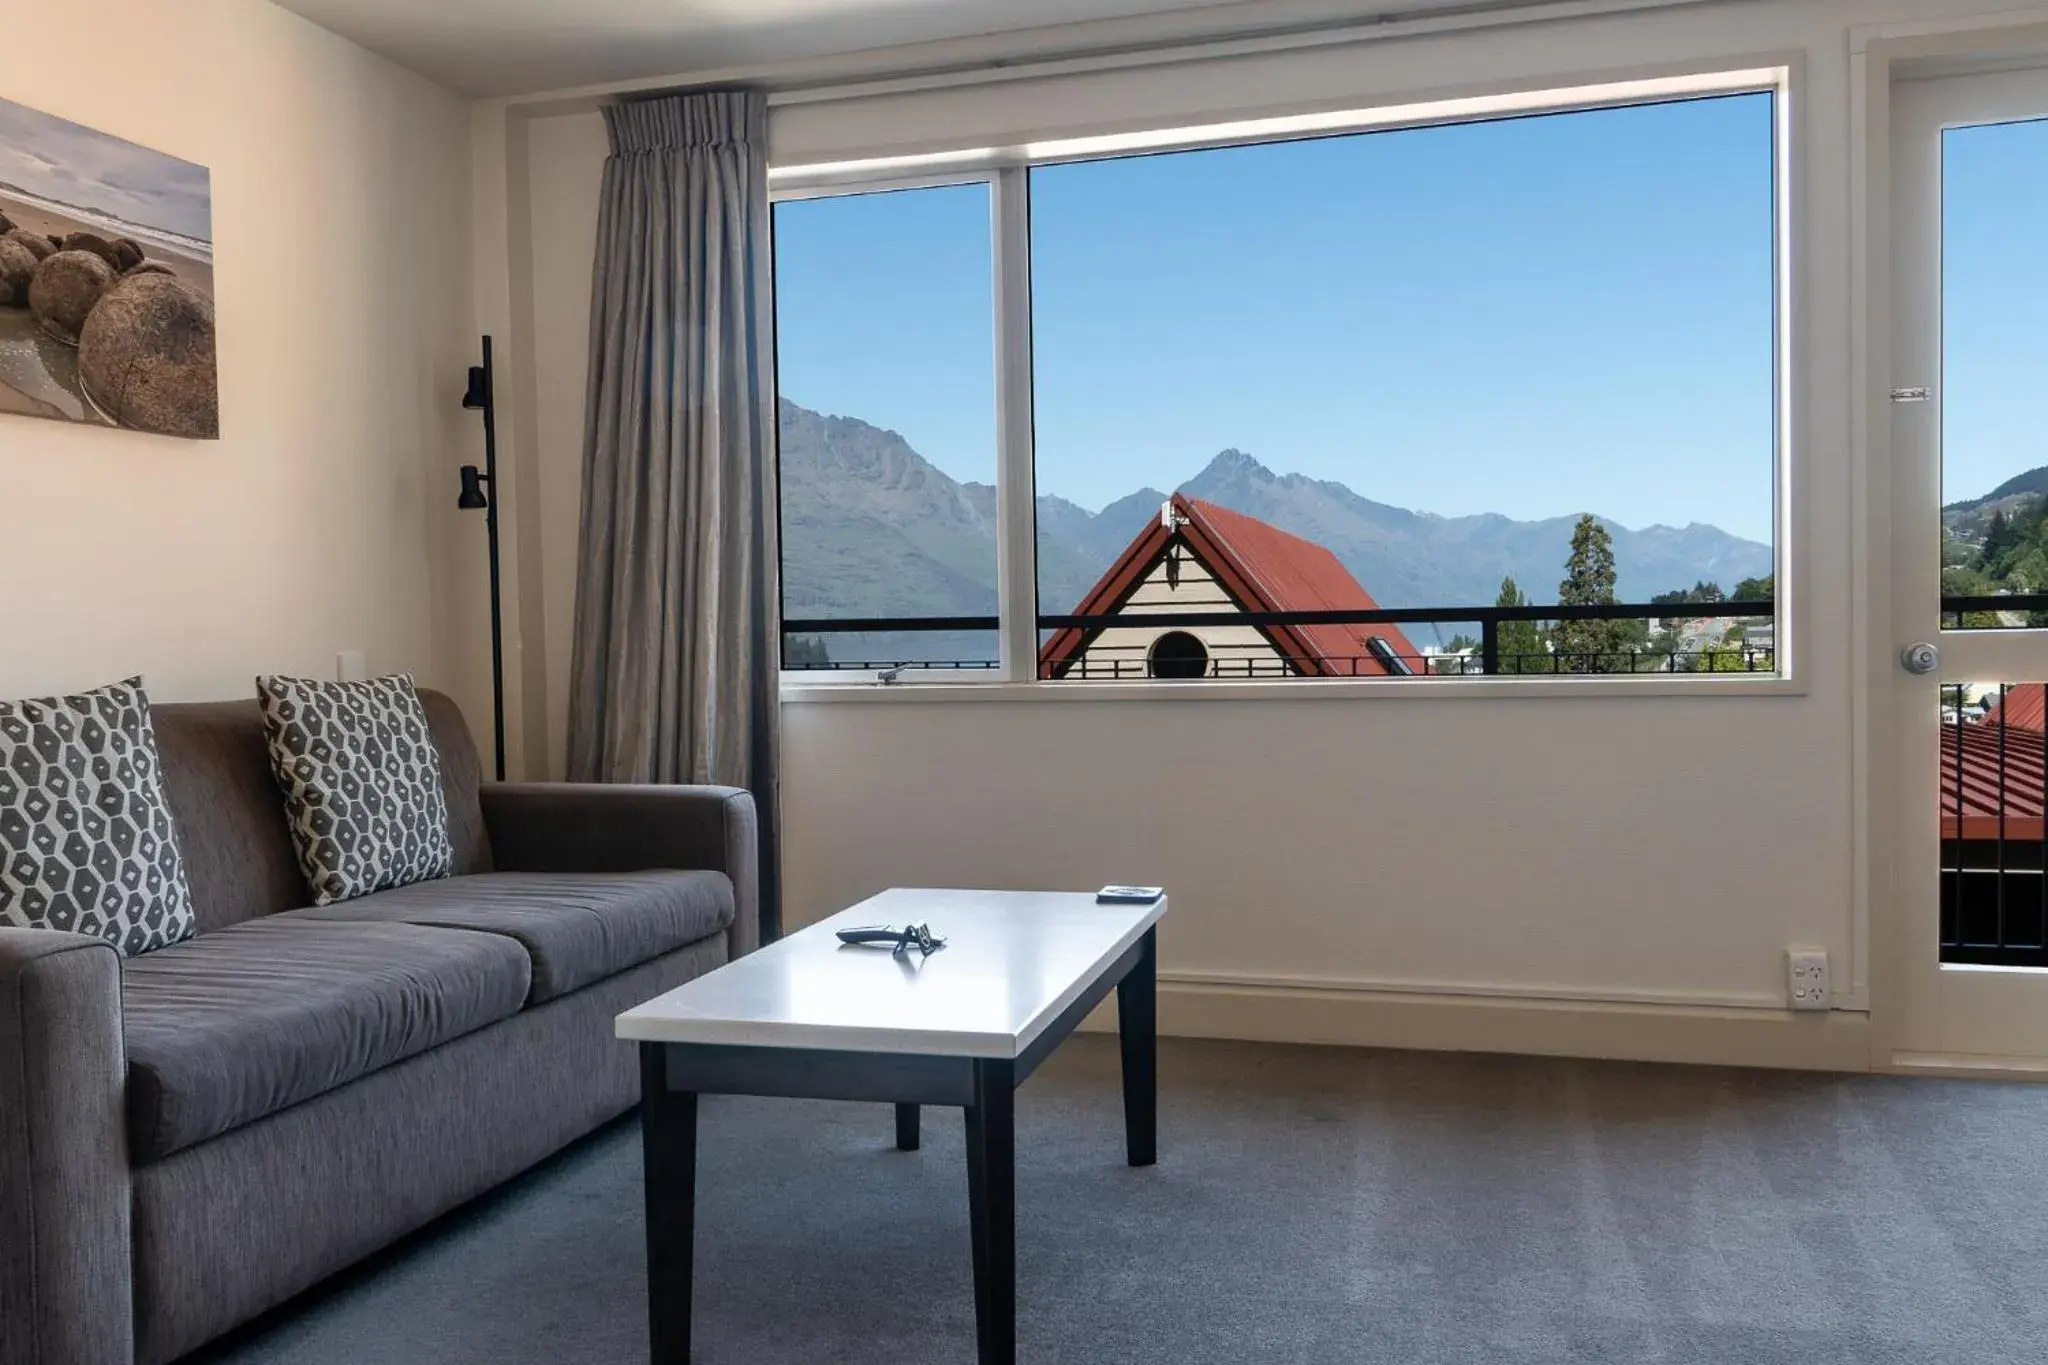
776,93 -> 1783,542
1944,116 -> 2048,509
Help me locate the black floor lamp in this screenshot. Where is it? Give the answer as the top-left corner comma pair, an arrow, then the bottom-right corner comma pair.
458,336 -> 506,782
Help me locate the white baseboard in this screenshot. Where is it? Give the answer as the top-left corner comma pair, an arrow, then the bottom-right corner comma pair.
1886,1051 -> 2048,1081
1079,977 -> 1874,1072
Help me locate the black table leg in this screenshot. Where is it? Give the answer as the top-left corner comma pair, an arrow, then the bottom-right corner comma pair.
965,1059 -> 1016,1365
896,1102 -> 921,1151
1118,927 -> 1158,1167
641,1044 -> 697,1365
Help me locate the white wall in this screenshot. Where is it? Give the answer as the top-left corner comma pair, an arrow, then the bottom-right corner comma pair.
0,0 -> 478,713
478,0 -> 2041,1068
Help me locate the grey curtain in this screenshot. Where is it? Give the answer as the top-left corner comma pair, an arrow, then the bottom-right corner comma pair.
567,89 -> 780,940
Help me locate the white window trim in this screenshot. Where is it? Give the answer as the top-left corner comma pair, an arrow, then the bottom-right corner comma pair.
780,673 -> 1806,703
772,170 -> 1009,686
768,67 -> 1785,189
772,63 -> 1797,698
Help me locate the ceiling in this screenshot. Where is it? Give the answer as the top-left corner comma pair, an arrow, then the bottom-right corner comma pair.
268,0 -> 1259,99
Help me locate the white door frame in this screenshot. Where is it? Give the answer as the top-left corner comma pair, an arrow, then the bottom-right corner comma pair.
1858,13 -> 2048,1069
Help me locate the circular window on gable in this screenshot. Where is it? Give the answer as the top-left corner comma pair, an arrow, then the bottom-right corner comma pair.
1148,630 -> 1209,680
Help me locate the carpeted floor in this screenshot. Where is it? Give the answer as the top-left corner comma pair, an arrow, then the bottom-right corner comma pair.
190,1036 -> 2048,1364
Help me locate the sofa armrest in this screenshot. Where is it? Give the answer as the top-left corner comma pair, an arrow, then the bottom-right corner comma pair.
0,928 -> 133,1365
480,784 -> 760,958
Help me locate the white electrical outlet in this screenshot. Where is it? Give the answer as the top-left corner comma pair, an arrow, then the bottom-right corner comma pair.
336,650 -> 367,683
1786,948 -> 1830,1011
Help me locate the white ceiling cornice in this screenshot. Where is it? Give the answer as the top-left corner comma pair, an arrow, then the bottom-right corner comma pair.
268,0 -> 1244,99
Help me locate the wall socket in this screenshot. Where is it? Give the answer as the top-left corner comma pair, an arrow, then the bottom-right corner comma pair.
335,650 -> 367,683
1786,948 -> 1830,1011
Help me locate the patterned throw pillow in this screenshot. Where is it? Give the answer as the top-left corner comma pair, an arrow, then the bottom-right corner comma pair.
0,677 -> 196,955
256,674 -> 454,906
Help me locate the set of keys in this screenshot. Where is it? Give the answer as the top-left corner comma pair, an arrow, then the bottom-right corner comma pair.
834,922 -> 947,957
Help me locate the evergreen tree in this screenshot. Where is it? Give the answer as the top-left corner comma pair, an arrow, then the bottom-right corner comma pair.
1983,507 -> 2015,564
1553,515 -> 1635,673
1733,574 -> 1774,602
1494,576 -> 1550,674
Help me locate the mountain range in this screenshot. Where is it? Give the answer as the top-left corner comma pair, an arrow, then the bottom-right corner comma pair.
1942,464 -> 2048,550
776,399 -> 1774,648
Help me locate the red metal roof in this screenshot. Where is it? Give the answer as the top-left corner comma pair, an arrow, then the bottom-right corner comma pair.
1038,493 -> 1425,678
1982,684 -> 2047,733
1942,721 -> 2048,840
1184,498 -> 1427,673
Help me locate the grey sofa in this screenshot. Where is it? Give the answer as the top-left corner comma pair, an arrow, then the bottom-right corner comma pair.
0,690 -> 757,1365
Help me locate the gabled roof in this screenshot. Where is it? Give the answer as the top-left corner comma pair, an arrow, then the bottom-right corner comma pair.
1038,493 -> 1424,678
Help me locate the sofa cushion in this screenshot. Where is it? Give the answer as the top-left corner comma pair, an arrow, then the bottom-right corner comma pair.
255,674 -> 455,906
122,918 -> 532,1162
0,677 -> 196,955
284,870 -> 735,1004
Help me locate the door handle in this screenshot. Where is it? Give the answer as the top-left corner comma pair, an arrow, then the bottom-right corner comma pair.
1900,642 -> 1940,675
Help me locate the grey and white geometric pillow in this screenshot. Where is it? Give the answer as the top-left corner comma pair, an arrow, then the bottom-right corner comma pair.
0,677 -> 196,955
256,674 -> 454,906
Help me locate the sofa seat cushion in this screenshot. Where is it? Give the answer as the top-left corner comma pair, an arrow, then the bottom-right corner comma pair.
284,870 -> 735,1004
122,918 -> 532,1162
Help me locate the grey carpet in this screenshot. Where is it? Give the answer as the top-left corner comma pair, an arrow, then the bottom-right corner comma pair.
189,1037 -> 2048,1364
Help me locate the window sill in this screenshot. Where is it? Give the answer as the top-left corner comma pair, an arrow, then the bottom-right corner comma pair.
779,673 -> 1805,703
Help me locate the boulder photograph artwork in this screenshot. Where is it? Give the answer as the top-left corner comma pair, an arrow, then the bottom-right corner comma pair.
0,95 -> 216,439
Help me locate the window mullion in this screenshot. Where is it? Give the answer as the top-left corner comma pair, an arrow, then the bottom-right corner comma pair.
992,167 -> 1039,683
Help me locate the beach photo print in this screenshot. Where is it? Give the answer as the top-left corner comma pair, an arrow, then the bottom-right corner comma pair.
0,96 -> 216,439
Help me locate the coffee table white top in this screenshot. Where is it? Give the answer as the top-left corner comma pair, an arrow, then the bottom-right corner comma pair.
615,887 -> 1167,1058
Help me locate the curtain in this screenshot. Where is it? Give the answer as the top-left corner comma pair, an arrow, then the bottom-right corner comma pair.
566,89 -> 780,940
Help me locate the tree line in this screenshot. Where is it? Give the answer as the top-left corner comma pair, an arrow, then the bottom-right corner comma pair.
1445,515 -> 1774,674
1944,497 -> 2048,627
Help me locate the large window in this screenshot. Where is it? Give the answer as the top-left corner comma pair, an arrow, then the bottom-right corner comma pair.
772,81 -> 1782,683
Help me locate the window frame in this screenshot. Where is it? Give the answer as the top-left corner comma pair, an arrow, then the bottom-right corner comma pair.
769,171 -> 1018,684
770,65 -> 1794,697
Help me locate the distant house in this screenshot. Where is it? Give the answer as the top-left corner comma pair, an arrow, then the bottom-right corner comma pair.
1038,494 -> 1424,680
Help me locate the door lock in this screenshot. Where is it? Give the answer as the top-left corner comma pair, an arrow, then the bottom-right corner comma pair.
1900,642 -> 1940,675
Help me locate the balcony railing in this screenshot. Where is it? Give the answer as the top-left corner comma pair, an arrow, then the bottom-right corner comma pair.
1941,592 -> 2048,630
1050,648 -> 1774,678
782,600 -> 1775,677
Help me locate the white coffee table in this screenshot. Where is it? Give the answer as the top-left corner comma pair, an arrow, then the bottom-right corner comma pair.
616,887 -> 1169,1365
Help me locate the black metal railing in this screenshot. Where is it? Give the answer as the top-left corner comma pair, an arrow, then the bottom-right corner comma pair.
1941,592 -> 2048,629
1942,679 -> 2048,968
1050,647 -> 1774,679
782,600 -> 1775,677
